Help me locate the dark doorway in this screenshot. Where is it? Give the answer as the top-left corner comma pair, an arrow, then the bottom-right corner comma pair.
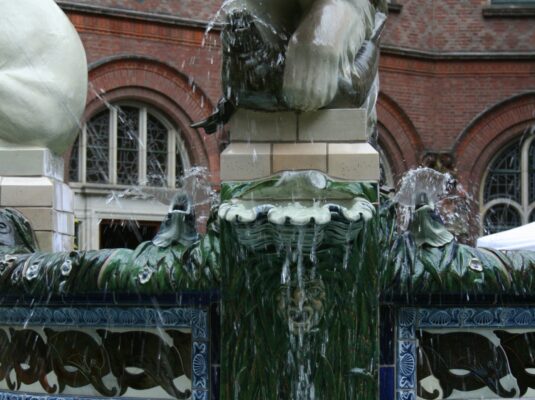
99,219 -> 160,249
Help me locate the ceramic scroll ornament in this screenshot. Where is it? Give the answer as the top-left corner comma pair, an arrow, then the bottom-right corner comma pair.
0,0 -> 88,154
193,0 -> 387,133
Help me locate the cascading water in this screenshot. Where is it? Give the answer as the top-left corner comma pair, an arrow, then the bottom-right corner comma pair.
219,172 -> 380,399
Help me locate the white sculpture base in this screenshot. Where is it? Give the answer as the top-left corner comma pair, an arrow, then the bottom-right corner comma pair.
0,148 -> 74,252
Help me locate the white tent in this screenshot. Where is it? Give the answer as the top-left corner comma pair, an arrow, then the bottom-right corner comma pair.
477,222 -> 535,251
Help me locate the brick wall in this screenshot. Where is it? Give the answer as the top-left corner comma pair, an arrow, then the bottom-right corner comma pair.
383,0 -> 535,53
61,0 -> 535,196
64,9 -> 223,180
59,0 -> 221,21
69,12 -> 222,104
379,55 -> 535,152
61,0 -> 535,53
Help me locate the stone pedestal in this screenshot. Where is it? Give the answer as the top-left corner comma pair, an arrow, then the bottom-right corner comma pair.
0,148 -> 74,252
221,108 -> 380,181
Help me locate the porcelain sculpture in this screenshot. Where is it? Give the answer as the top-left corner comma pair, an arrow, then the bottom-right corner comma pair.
0,0 -> 87,154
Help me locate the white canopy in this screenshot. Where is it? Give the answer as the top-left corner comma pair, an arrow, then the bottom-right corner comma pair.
477,222 -> 535,251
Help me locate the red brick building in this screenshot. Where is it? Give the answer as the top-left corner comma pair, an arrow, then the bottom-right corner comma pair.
57,0 -> 535,248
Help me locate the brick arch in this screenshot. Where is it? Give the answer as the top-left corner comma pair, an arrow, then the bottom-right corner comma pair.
86,56 -> 219,178
377,92 -> 423,179
454,92 -> 535,197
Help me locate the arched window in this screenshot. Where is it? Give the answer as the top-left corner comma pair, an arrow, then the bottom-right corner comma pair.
481,135 -> 535,234
70,104 -> 189,188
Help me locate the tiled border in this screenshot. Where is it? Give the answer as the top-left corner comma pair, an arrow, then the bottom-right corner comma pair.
380,305 -> 396,400
397,308 -> 417,400
0,306 -> 210,400
396,307 -> 535,400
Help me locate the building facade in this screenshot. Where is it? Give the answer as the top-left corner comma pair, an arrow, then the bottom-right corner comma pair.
57,0 -> 535,249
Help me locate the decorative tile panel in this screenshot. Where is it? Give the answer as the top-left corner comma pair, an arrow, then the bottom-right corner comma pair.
397,391 -> 416,400
0,306 -> 211,400
398,307 -> 535,400
397,341 -> 416,390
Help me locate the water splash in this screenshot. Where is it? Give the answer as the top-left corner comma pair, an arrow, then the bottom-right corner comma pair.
394,167 -> 455,209
394,167 -> 478,243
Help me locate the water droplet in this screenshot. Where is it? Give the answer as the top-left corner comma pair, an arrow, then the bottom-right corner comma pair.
139,266 -> 154,284
4,255 -> 17,263
61,260 -> 72,276
0,255 -> 17,274
25,262 -> 40,281
469,257 -> 483,272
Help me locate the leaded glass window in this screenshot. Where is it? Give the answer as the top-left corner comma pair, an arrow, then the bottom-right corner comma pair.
69,136 -> 80,182
176,141 -> 185,187
86,111 -> 110,183
378,146 -> 394,188
147,114 -> 169,187
483,144 -> 521,203
116,107 -> 140,185
529,141 -> 535,203
482,136 -> 535,234
69,103 -> 189,188
483,204 -> 521,234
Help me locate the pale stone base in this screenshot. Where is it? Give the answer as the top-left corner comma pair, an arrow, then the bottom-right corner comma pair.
221,142 -> 380,181
272,143 -> 327,173
222,108 -> 378,182
0,147 -> 75,252
0,147 -> 64,180
229,108 -> 368,143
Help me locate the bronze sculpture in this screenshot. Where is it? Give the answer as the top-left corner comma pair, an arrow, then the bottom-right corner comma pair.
193,0 -> 387,133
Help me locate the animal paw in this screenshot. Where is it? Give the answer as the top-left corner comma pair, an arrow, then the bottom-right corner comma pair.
282,41 -> 339,111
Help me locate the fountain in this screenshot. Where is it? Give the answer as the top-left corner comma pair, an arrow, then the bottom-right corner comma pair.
3,1 -> 535,400
200,1 -> 388,398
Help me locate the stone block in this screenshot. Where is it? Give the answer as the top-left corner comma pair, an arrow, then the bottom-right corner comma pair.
298,109 -> 367,142
56,211 -> 75,236
230,109 -> 297,142
328,143 -> 380,181
272,143 -> 327,173
16,207 -> 54,232
16,207 -> 74,235
55,182 -> 74,212
0,147 -> 64,180
34,231 -> 73,252
221,143 -> 271,181
0,177 -> 55,207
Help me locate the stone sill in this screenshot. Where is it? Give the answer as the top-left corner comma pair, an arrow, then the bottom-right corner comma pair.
381,44 -> 535,60
483,5 -> 535,17
70,182 -> 177,197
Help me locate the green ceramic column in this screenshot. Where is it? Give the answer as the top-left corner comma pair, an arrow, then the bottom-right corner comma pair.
219,175 -> 381,399
212,2 -> 387,396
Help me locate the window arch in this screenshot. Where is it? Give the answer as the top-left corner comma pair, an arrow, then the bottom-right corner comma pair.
69,103 -> 190,188
481,135 -> 535,234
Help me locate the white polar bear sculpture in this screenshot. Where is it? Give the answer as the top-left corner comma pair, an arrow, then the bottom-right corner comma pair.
0,0 -> 87,155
